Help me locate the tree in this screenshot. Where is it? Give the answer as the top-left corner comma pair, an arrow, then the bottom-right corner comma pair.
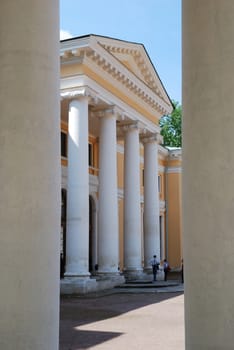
159,100 -> 182,147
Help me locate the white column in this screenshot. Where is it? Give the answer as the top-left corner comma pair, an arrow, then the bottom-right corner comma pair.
0,1 -> 60,349
65,97 -> 90,277
183,1 -> 234,349
143,136 -> 160,268
98,109 -> 119,274
124,123 -> 143,275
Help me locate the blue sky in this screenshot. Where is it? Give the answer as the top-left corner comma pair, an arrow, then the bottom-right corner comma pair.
60,0 -> 181,103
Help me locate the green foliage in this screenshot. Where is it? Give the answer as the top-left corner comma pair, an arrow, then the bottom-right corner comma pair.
159,100 -> 182,147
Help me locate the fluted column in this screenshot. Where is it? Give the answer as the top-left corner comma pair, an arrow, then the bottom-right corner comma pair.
124,123 -> 143,276
142,134 -> 160,269
65,97 -> 90,277
0,1 -> 60,349
183,1 -> 234,349
98,108 -> 119,274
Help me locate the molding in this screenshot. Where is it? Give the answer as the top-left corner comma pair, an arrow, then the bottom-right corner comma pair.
166,167 -> 182,174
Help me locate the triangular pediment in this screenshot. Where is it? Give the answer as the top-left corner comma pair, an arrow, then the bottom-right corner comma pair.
60,34 -> 173,115
91,35 -> 171,106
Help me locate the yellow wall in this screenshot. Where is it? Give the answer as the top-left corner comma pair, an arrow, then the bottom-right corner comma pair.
166,171 -> 182,268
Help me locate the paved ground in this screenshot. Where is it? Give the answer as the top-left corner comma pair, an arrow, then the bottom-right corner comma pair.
59,284 -> 185,350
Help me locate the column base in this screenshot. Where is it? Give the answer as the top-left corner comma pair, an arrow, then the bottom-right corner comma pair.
60,276 -> 97,295
60,273 -> 126,295
143,267 -> 165,281
96,272 -> 125,288
123,268 -> 147,281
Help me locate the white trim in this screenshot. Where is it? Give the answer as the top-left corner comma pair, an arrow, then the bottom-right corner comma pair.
166,167 -> 182,174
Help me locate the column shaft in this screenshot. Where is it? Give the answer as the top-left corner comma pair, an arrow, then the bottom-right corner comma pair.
66,98 -> 89,277
124,126 -> 142,274
0,1 -> 60,349
183,1 -> 234,348
143,140 -> 160,267
98,112 -> 119,273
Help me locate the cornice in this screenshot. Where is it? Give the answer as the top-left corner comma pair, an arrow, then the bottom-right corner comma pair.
158,144 -> 169,157
167,148 -> 182,160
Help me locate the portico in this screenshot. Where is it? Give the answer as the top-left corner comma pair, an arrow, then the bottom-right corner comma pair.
59,35 -> 173,292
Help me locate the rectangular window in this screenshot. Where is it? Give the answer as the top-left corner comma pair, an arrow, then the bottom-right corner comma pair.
142,169 -> 144,187
89,143 -> 93,167
61,132 -> 67,157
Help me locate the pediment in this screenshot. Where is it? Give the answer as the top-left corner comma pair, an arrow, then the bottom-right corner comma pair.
60,34 -> 173,115
92,35 -> 171,106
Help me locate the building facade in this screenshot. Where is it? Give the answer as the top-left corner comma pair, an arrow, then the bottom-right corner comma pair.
59,35 -> 182,293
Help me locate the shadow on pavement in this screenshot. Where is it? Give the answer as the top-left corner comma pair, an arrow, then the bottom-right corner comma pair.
59,291 -> 183,349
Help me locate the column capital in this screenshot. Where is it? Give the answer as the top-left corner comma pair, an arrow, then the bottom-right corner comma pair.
117,120 -> 141,134
140,132 -> 163,145
92,105 -> 124,119
60,86 -> 95,101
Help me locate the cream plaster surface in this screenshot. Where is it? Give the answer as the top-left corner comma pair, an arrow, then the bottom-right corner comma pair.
0,1 -> 60,349
183,1 -> 234,348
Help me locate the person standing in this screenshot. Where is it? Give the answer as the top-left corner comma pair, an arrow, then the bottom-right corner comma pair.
150,255 -> 159,281
163,259 -> 170,281
181,259 -> 184,283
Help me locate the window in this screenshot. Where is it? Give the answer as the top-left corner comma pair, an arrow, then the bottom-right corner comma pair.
61,132 -> 67,158
89,143 -> 93,167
